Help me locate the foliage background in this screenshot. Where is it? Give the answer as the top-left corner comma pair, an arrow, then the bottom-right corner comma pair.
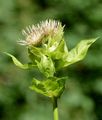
0,0 -> 102,120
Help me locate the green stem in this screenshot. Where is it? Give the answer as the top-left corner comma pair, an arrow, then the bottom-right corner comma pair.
52,97 -> 59,120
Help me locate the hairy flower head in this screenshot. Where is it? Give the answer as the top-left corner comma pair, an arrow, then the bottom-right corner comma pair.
18,19 -> 64,46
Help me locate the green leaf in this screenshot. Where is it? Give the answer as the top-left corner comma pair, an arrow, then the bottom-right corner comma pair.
30,77 -> 66,98
36,54 -> 55,77
49,39 -> 68,60
28,46 -> 43,57
57,38 -> 97,69
28,48 -> 40,64
30,78 -> 46,96
28,46 -> 48,64
4,52 -> 34,69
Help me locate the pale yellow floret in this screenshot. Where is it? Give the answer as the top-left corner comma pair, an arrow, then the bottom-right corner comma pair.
18,19 -> 64,46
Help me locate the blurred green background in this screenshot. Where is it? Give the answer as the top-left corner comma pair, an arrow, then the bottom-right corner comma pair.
0,0 -> 102,120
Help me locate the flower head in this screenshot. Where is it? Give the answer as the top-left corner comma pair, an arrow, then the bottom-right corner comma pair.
18,19 -> 64,46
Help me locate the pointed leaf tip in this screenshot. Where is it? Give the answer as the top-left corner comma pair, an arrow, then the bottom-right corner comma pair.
4,52 -> 29,69
58,38 -> 97,68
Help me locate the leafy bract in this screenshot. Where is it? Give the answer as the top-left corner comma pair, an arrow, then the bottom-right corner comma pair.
28,47 -> 41,64
30,77 -> 66,98
56,38 -> 97,69
36,54 -> 55,77
49,39 -> 68,60
28,46 -> 43,57
4,52 -> 35,69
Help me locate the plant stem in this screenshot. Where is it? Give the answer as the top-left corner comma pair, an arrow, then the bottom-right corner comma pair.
52,97 -> 59,120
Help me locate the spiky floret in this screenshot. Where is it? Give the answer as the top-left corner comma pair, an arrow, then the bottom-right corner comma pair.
18,19 -> 64,46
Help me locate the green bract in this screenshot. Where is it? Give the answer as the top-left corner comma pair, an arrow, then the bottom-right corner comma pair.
30,77 -> 66,98
5,20 -> 97,99
55,38 -> 97,70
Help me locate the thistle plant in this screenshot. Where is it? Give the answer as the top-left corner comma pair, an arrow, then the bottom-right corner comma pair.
5,19 -> 97,120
